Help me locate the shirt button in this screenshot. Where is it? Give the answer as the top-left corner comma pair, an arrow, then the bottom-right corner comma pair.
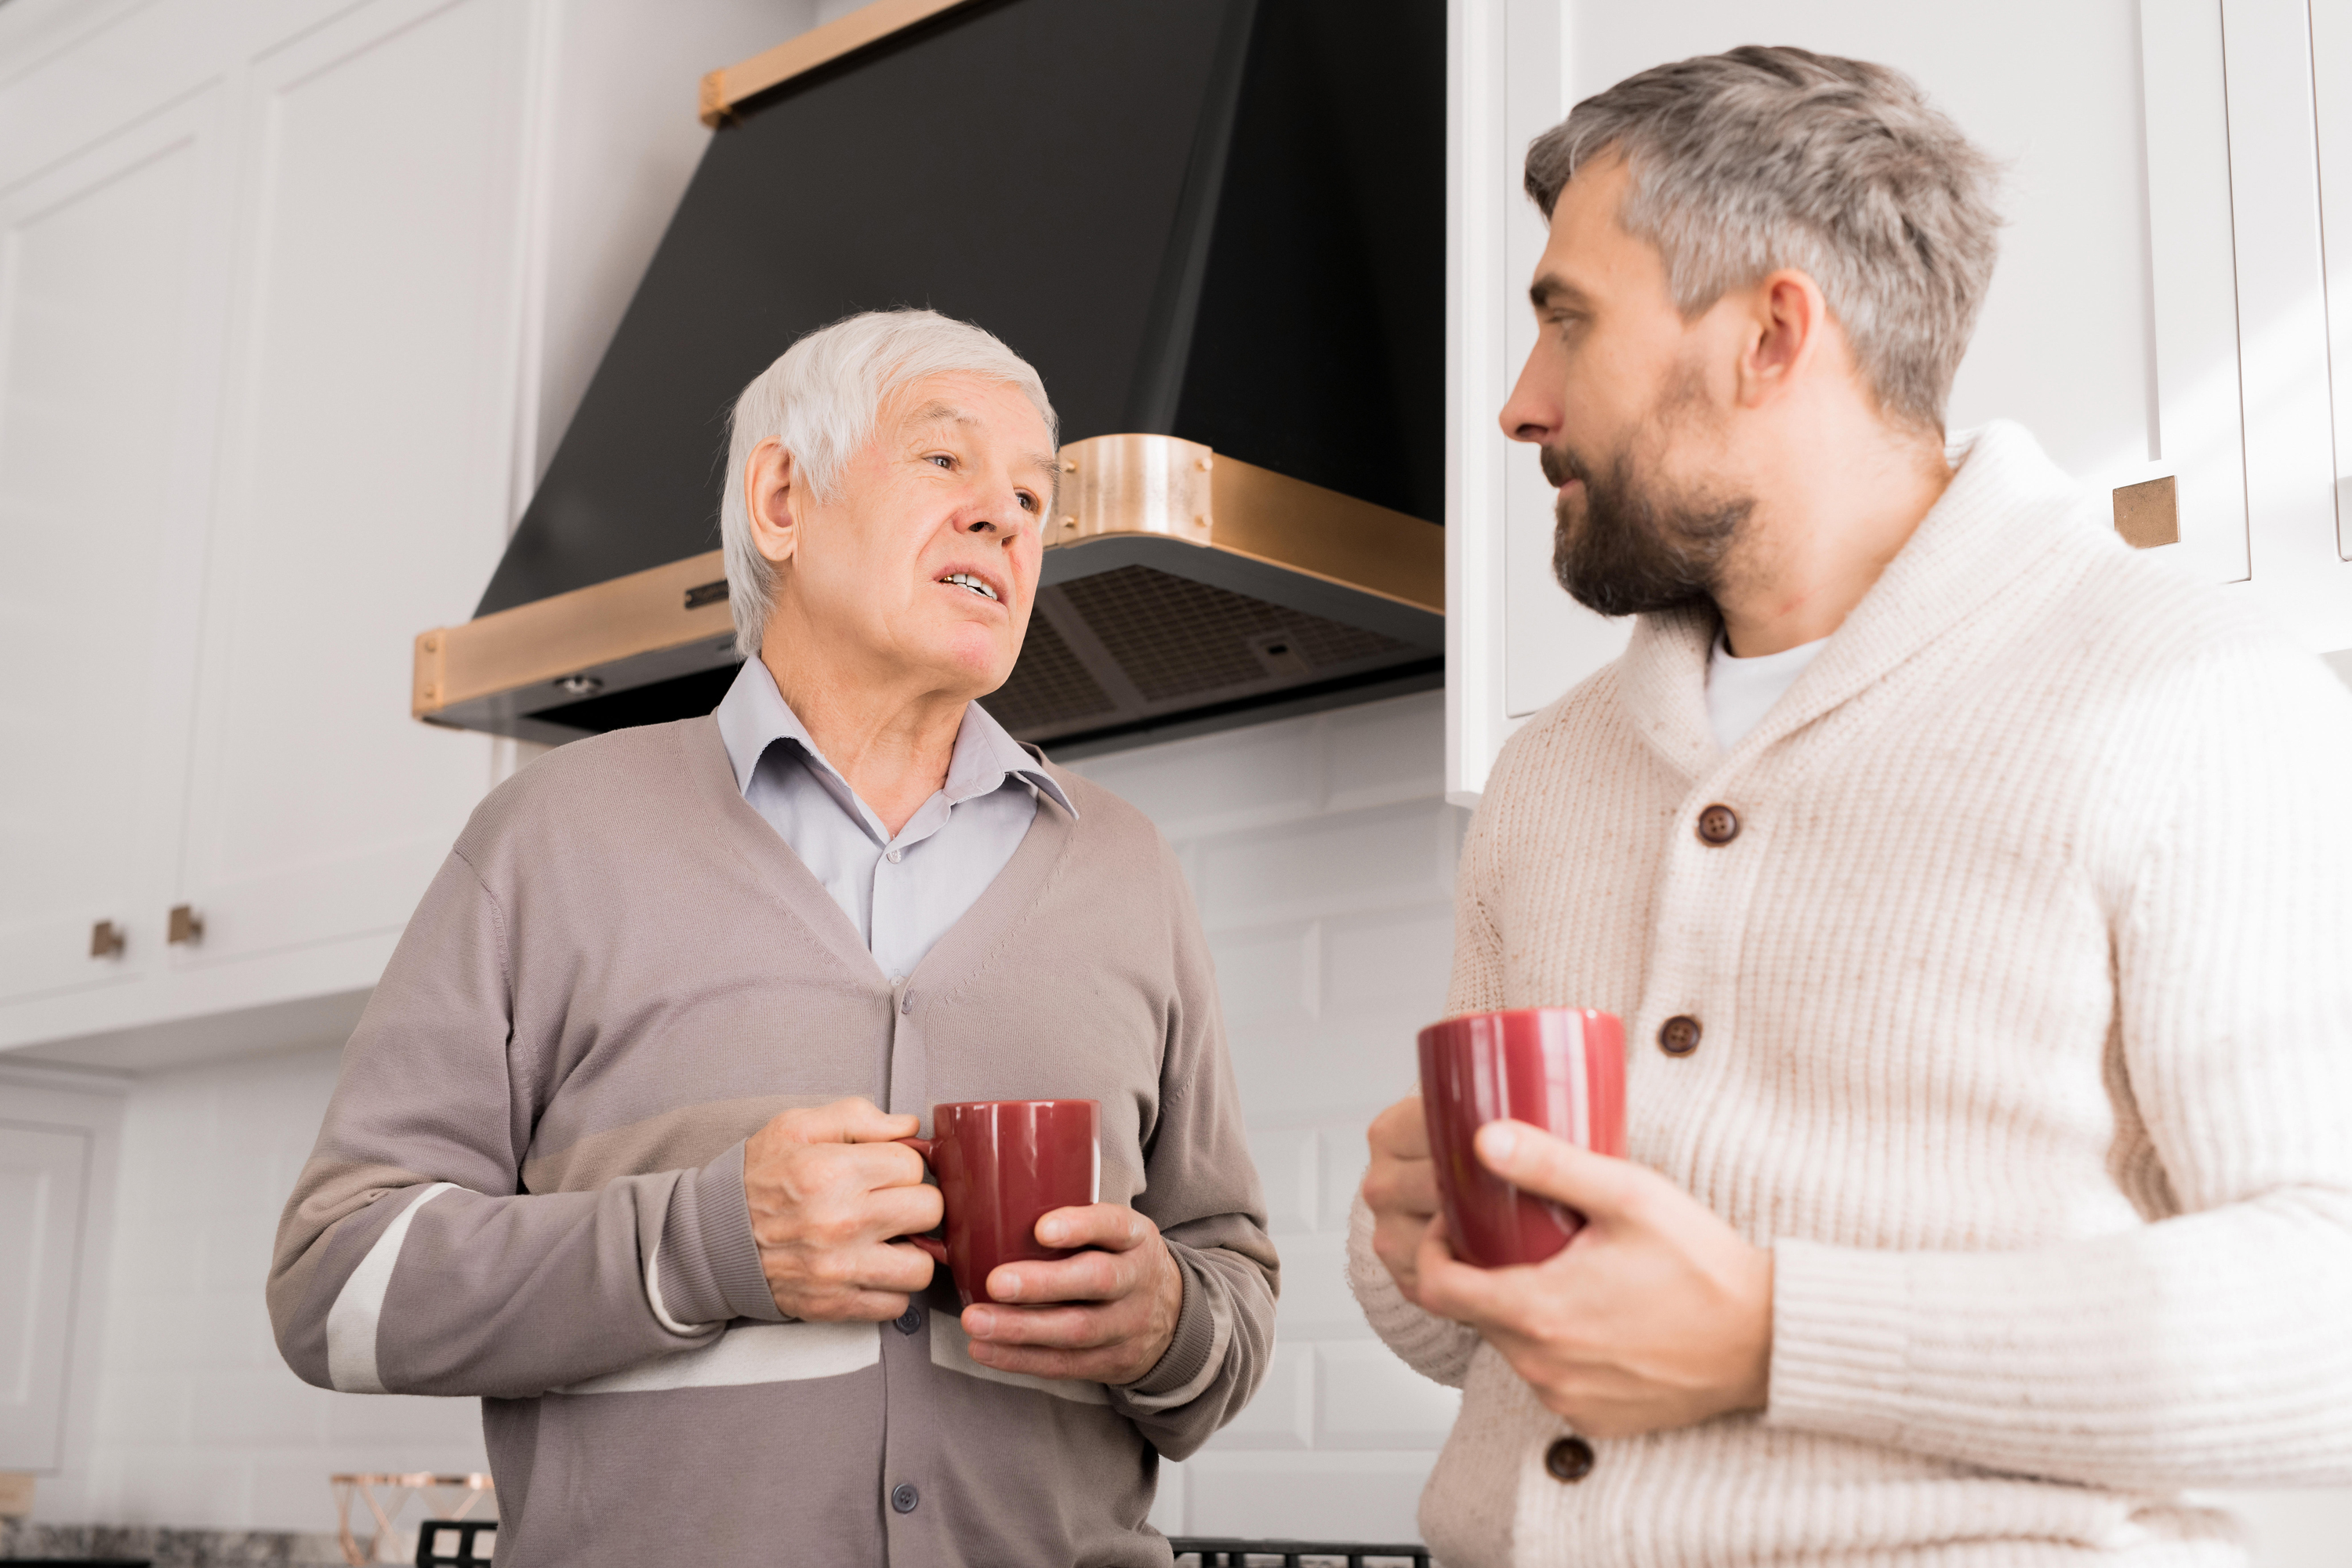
900,993 -> 914,1014
1544,1436 -> 1595,1483
890,1482 -> 920,1514
1696,804 -> 1740,845
895,1303 -> 924,1334
1658,1015 -> 1702,1057
886,848 -> 903,863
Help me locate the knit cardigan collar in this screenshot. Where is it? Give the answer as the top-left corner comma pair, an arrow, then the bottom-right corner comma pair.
1615,419 -> 2092,780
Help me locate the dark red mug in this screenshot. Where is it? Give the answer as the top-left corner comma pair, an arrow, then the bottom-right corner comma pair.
1417,1007 -> 1625,1268
898,1099 -> 1101,1307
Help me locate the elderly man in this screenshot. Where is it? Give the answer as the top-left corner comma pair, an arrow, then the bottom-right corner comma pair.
1350,46 -> 2352,1566
270,310 -> 1276,1566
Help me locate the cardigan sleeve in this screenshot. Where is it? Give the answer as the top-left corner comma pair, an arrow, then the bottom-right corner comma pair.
1345,786 -> 1507,1388
1765,635 -> 2352,1487
266,851 -> 779,1400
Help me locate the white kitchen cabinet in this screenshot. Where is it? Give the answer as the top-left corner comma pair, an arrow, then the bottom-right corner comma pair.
170,0 -> 531,975
0,0 -> 521,1058
0,1123 -> 89,1473
0,1066 -> 122,1504
1447,0 -> 2347,801
0,0 -> 802,1064
0,93 -> 226,1016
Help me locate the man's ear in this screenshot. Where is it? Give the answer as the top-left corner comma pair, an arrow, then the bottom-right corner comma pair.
743,438 -> 800,568
1737,269 -> 1828,408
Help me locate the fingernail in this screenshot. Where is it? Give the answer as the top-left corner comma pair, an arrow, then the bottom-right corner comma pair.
1039,1223 -> 1064,1245
1478,1123 -> 1516,1162
967,1308 -> 994,1337
996,1272 -> 1021,1300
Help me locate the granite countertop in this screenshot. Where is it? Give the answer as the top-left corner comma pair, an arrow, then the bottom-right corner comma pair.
0,1523 -> 346,1568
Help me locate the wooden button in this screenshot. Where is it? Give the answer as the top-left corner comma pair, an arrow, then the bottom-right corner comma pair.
1658,1015 -> 1702,1056
1697,804 -> 1740,845
1544,1436 -> 1595,1483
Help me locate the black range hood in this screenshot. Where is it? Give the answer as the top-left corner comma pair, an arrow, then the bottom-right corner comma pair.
412,0 -> 1444,756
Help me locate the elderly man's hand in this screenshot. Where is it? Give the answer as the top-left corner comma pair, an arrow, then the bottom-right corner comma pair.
960,1206 -> 1185,1386
1414,1120 -> 1774,1439
1361,1093 -> 1442,1305
744,1098 -> 941,1322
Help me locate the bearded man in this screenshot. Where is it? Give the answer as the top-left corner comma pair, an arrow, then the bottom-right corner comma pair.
271,310 -> 1275,1567
1349,46 -> 2352,1566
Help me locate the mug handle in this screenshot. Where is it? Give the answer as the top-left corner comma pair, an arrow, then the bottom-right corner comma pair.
892,1137 -> 949,1265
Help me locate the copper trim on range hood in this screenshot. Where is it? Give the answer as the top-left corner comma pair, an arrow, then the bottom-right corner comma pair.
412,433 -> 1441,750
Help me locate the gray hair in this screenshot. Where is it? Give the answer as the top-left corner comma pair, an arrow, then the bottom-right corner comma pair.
718,308 -> 1058,655
1526,45 -> 1999,430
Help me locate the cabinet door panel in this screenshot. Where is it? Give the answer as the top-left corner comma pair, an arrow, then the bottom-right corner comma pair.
2310,0 -> 2350,561
0,104 -> 217,1008
0,1122 -> 90,1472
176,0 -> 522,969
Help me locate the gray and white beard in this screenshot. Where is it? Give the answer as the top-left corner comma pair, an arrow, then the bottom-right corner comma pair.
1542,421 -> 1751,619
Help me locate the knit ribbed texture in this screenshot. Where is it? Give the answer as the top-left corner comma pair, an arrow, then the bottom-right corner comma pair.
1345,423 -> 2352,1566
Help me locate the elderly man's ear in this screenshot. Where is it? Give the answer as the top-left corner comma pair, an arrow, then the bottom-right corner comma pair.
744,437 -> 800,568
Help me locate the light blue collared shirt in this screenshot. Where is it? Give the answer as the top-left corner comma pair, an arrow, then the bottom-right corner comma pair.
713,659 -> 1076,982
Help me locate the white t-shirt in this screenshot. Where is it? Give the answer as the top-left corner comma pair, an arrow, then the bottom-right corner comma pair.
1706,633 -> 1828,750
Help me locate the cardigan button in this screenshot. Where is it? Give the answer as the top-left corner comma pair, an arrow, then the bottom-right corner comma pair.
1658,1015 -> 1702,1056
890,1482 -> 920,1514
1544,1436 -> 1595,1483
1696,804 -> 1740,845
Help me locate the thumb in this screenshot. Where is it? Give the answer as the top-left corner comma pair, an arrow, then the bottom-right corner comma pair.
1473,1120 -> 1643,1218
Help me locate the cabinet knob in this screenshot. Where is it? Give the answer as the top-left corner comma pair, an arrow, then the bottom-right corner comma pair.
89,920 -> 126,960
167,905 -> 205,946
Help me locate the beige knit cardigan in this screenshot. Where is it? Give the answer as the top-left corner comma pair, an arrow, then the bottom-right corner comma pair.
1347,423 -> 2352,1566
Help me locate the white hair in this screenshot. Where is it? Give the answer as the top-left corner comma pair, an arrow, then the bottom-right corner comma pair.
1526,46 -> 2000,432
718,308 -> 1058,655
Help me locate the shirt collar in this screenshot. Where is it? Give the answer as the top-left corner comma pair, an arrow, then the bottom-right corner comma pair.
713,658 -> 1076,822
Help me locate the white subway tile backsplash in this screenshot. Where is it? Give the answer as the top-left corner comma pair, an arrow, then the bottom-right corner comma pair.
1067,717 -> 1323,838
1247,1127 -> 1320,1235
188,1371 -> 329,1446
1226,1022 -> 1417,1125
1319,1127 -> 1374,1234
1313,1342 -> 1463,1449
1193,803 -> 1454,931
1321,903 -> 1454,1026
1203,1340 -> 1313,1450
1325,694 -> 1449,814
1269,1232 -> 1367,1338
1207,921 -> 1317,1030
1180,1450 -> 1437,1543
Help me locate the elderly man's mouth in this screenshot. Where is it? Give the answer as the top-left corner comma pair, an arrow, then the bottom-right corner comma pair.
939,572 -> 1000,603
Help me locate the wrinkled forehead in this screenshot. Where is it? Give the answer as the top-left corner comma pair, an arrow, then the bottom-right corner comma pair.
887,378 -> 1058,481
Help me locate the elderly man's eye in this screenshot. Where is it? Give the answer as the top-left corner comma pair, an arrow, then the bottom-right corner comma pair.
1017,492 -> 1036,511
927,454 -> 953,470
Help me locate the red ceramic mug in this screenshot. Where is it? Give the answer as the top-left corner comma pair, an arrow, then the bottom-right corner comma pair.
1417,1007 -> 1625,1268
898,1099 -> 1101,1306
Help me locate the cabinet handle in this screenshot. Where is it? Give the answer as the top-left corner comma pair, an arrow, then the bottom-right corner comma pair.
167,905 -> 205,946
89,920 -> 126,959
2113,476 -> 2179,549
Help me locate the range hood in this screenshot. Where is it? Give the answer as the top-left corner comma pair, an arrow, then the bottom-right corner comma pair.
413,0 -> 1444,756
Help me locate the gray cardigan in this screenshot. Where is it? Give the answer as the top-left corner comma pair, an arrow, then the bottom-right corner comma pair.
268,714 -> 1277,1567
